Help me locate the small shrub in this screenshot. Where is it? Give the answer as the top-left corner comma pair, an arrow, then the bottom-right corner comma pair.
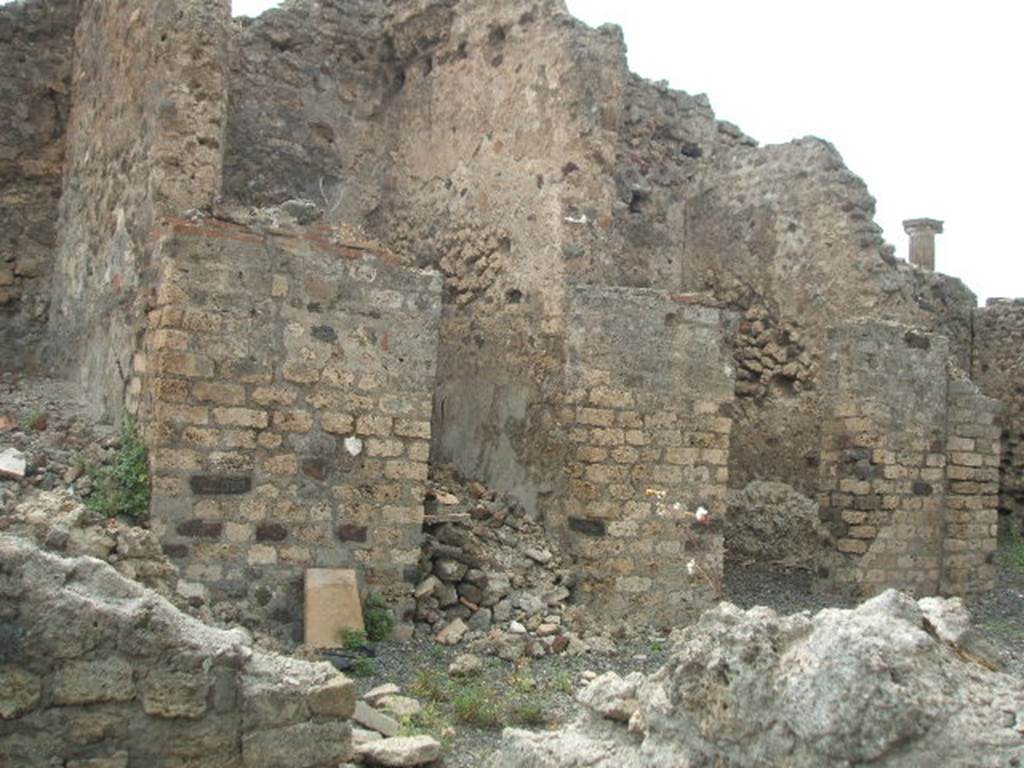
364,593 -> 394,642
339,628 -> 368,651
86,417 -> 150,521
349,657 -> 375,678
451,683 -> 503,728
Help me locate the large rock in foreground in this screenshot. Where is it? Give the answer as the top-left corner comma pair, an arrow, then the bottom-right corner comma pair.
489,591 -> 1024,767
0,534 -> 355,767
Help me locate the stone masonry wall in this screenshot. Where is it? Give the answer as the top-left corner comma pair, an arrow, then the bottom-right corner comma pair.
223,0 -> 390,223
47,0 -> 230,418
0,0 -> 78,372
942,373 -> 1001,593
140,220 -> 441,640
0,534 -> 355,768
972,298 -> 1024,535
817,322 -> 998,597
555,286 -> 733,620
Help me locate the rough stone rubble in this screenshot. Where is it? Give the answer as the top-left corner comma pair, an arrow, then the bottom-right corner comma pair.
488,590 -> 1024,767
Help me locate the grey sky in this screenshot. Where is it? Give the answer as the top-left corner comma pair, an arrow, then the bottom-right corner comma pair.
233,0 -> 1023,303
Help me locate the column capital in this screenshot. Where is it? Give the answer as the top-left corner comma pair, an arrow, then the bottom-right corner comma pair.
902,218 -> 944,235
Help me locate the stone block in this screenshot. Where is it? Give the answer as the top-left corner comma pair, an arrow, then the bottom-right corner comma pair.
242,720 -> 352,768
52,657 -> 134,705
304,568 -> 364,648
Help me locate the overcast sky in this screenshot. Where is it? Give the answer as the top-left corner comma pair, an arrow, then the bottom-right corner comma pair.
234,0 -> 1022,303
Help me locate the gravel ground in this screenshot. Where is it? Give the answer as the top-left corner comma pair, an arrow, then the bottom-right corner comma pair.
353,552 -> 1023,766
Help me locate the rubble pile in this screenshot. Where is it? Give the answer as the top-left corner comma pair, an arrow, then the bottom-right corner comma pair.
416,471 -> 620,661
487,590 -> 1024,767
0,489 -> 178,599
343,683 -> 442,767
0,372 -> 119,513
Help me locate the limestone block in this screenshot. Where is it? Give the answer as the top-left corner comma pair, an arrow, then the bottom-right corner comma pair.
355,735 -> 442,766
241,720 -> 351,768
304,568 -> 364,648
141,667 -> 211,719
308,675 -> 356,718
52,657 -> 134,705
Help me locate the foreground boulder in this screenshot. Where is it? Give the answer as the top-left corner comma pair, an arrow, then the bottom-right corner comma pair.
0,534 -> 355,767
489,590 -> 1024,767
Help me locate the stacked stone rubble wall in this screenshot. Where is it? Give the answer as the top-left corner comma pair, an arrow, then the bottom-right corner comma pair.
0,534 -> 355,768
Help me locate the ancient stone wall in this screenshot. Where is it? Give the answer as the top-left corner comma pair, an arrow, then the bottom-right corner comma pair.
375,0 -> 627,515
47,0 -> 231,418
972,298 -> 1024,534
223,0 -> 391,221
817,322 -> 998,597
140,220 -> 441,639
555,286 -> 733,619
0,0 -> 77,371
0,534 -> 355,768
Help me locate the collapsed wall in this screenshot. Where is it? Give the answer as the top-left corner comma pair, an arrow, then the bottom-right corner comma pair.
972,298 -> 1024,534
817,322 -> 1000,596
141,220 -> 441,638
0,534 -> 355,767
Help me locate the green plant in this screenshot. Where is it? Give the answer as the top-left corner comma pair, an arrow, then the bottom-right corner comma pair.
349,657 -> 375,678
399,703 -> 455,746
22,409 -> 47,431
549,669 -> 574,695
506,699 -> 549,727
363,593 -> 394,642
451,683 -> 503,728
85,417 -> 150,521
339,628 -> 368,651
409,668 -> 450,704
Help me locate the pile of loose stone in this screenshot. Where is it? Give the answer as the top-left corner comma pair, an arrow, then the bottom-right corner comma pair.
0,372 -> 119,513
414,471 -> 620,661
343,683 -> 442,767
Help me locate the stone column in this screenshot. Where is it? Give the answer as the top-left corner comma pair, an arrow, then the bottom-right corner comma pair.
902,218 -> 944,271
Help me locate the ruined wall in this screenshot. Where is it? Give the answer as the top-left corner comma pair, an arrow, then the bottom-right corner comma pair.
0,0 -> 77,371
371,0 -> 628,513
817,322 -> 998,597
555,287 -> 733,619
223,0 -> 391,221
972,298 -> 1024,534
47,0 -> 231,417
0,534 -> 355,768
141,221 -> 441,639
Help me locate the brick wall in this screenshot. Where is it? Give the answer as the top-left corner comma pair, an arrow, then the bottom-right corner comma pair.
140,221 -> 441,640
555,286 -> 734,620
972,298 -> 1024,535
818,322 -> 998,596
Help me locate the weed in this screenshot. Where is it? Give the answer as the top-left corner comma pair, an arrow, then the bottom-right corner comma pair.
339,628 -> 368,651
364,593 -> 394,642
409,668 -> 450,704
399,703 -> 455,746
85,417 -> 150,521
508,673 -> 537,696
451,683 -> 503,728
549,669 -> 574,695
349,657 -> 375,678
22,409 -> 47,431
507,699 -> 549,727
